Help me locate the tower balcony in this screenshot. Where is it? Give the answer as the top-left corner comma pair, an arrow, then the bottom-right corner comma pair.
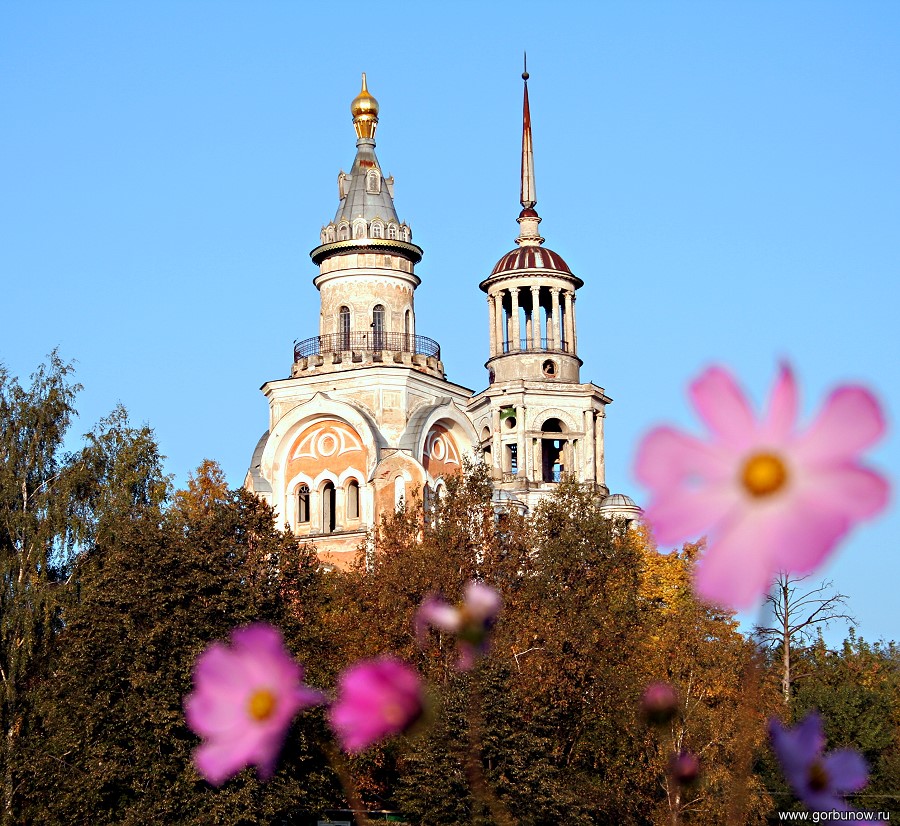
292,331 -> 444,379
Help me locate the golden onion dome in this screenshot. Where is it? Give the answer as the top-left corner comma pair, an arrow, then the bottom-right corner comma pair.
351,73 -> 379,119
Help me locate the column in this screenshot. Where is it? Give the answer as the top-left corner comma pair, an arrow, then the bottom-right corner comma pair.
510,287 -> 521,352
549,288 -> 560,350
517,402 -> 527,478
530,286 -> 541,349
561,291 -> 572,352
595,410 -> 606,488
487,295 -> 496,357
583,408 -> 596,484
336,486 -> 346,530
494,290 -> 505,355
491,406 -> 502,479
570,292 -> 578,354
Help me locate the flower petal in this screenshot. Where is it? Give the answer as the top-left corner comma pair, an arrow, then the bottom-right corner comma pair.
690,366 -> 758,449
760,363 -> 798,443
195,738 -> 254,787
823,749 -> 868,794
634,426 -> 730,489
643,483 -> 739,546
693,511 -> 778,609
464,582 -> 502,622
766,466 -> 888,574
795,386 -> 886,465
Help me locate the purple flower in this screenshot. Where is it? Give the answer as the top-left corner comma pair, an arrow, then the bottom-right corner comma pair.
769,712 -> 868,812
416,581 -> 502,669
184,624 -> 325,785
329,657 -> 424,753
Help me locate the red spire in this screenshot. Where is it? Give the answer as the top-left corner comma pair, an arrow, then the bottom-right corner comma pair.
520,61 -> 537,210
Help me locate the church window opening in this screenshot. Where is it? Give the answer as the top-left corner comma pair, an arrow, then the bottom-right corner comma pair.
404,309 -> 411,345
401,225 -> 410,242
346,479 -> 360,520
371,222 -> 383,239
507,444 -> 518,474
542,359 -> 557,378
322,482 -> 336,533
365,169 -> 381,194
394,475 -> 405,509
326,226 -> 335,243
372,304 -> 385,349
354,222 -> 366,239
541,419 -> 567,483
387,223 -> 398,240
339,306 -> 351,350
297,485 -> 310,524
338,224 -> 350,241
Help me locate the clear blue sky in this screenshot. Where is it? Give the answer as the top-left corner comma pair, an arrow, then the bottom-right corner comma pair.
2,3 -> 897,644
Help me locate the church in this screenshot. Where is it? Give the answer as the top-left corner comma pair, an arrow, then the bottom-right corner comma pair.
245,72 -> 640,568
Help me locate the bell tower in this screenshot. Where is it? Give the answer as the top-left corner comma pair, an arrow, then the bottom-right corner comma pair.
468,68 -> 612,511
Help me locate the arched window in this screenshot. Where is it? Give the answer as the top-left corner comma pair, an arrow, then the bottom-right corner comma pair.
387,223 -> 398,240
404,309 -> 411,347
346,480 -> 360,520
354,222 -> 366,239
326,226 -> 335,243
339,306 -> 351,350
372,304 -> 385,349
371,222 -> 383,239
401,225 -> 410,242
394,475 -> 405,509
366,169 -> 381,194
297,485 -> 310,524
338,224 -> 349,241
321,482 -> 336,533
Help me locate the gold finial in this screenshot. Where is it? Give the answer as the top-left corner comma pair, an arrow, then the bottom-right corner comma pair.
351,72 -> 379,140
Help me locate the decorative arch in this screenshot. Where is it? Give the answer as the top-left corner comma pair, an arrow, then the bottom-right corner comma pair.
527,407 -> 580,434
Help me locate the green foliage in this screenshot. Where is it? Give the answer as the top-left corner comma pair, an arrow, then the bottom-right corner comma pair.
0,352 -> 81,825
17,461 -> 335,825
4,362 -> 897,824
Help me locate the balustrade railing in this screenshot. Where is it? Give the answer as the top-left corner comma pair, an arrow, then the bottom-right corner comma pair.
501,339 -> 570,354
294,331 -> 441,362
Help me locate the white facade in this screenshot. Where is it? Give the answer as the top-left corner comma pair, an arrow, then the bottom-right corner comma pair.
246,74 -> 636,566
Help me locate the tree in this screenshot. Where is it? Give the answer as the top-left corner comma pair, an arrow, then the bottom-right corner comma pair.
754,574 -> 855,703
0,353 -> 81,825
18,462 -> 335,825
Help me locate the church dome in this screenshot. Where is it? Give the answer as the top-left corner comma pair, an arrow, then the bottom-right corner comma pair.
490,246 -> 573,276
600,493 -> 638,509
351,84 -> 378,119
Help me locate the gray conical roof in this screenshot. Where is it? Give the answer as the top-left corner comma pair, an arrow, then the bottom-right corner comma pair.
333,138 -> 400,225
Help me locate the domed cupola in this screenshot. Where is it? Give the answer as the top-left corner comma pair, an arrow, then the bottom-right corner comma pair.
480,68 -> 584,386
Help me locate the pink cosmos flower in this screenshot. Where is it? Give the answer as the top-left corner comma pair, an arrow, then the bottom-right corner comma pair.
415,581 -> 502,670
634,365 -> 888,609
769,712 -> 868,812
184,624 -> 325,785
329,657 -> 424,753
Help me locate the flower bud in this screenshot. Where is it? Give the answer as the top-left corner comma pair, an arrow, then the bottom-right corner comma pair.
640,682 -> 679,726
668,750 -> 700,786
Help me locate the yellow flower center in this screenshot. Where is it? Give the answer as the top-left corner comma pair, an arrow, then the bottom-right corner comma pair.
741,452 -> 788,497
807,760 -> 829,792
247,689 -> 277,721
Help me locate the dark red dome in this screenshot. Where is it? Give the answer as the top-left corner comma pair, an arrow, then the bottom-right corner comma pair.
490,246 -> 573,276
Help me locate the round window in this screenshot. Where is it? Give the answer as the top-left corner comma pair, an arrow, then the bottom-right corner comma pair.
504,416 -> 517,430
542,359 -> 557,377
